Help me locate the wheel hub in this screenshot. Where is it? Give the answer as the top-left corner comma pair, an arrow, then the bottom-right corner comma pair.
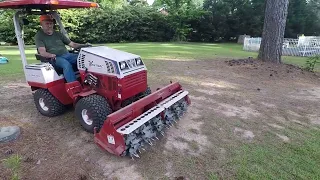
39,98 -> 49,111
81,109 -> 93,125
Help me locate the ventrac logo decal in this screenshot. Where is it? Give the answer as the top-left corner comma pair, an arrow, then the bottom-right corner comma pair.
88,61 -> 103,68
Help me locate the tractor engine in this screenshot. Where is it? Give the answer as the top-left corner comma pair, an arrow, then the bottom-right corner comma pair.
76,46 -> 148,108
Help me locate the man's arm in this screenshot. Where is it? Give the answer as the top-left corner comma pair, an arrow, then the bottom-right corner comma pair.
35,32 -> 56,58
68,41 -> 86,49
38,47 -> 56,58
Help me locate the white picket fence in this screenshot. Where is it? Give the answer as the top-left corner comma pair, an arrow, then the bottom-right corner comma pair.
243,36 -> 320,57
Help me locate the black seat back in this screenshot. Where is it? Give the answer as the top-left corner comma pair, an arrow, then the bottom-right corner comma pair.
35,52 -> 79,76
35,52 -> 64,75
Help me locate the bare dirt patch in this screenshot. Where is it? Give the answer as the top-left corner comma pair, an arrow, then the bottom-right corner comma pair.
164,105 -> 209,156
233,127 -> 255,141
276,134 -> 290,142
1,58 -> 320,179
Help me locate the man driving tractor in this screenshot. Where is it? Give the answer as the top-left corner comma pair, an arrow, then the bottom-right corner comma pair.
35,14 -> 86,82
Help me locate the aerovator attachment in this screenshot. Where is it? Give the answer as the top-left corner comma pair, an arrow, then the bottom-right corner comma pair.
94,82 -> 191,158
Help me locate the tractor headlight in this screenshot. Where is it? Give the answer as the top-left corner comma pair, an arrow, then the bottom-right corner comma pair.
119,61 -> 128,70
135,58 -> 143,66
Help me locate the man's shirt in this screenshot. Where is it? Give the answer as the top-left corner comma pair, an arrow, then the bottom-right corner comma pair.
35,29 -> 71,56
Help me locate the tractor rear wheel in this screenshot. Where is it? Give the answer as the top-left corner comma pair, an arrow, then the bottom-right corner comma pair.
33,89 -> 66,117
75,94 -> 112,133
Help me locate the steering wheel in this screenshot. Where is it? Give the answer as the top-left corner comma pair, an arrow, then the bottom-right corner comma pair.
71,43 -> 92,53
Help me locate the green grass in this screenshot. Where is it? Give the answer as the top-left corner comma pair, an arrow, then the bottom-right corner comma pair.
1,42 -> 318,80
233,129 -> 320,180
2,154 -> 22,180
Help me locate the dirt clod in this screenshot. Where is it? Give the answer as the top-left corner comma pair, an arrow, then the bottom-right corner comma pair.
23,157 -> 34,163
225,58 -> 257,66
78,174 -> 88,180
4,149 -> 13,155
175,176 -> 186,180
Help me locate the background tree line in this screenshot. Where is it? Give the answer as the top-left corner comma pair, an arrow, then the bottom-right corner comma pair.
0,0 -> 319,44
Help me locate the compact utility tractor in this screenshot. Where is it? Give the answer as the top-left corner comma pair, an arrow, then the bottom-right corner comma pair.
0,0 -> 191,158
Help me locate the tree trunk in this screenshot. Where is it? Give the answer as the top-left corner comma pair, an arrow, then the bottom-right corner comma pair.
258,0 -> 289,63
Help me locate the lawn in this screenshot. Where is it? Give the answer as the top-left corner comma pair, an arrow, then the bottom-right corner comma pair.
0,42 -> 318,80
1,42 -> 320,179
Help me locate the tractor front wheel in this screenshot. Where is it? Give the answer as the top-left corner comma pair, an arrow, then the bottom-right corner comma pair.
75,94 -> 112,133
33,89 -> 66,117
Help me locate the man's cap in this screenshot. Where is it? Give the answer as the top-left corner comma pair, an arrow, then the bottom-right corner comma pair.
39,15 -> 54,22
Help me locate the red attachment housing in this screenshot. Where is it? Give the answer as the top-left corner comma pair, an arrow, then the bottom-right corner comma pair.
0,0 -> 99,9
94,82 -> 191,156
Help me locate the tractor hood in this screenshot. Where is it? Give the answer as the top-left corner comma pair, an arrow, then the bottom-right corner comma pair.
81,46 -> 141,63
77,46 -> 147,78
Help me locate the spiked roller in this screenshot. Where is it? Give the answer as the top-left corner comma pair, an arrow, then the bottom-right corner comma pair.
94,82 -> 191,157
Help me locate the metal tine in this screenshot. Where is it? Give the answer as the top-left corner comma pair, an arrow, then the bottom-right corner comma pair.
141,148 -> 146,151
133,153 -> 140,158
131,157 -> 135,160
155,136 -> 159,140
160,132 -> 165,136
138,149 -> 142,154
146,141 -> 151,145
148,140 -> 153,146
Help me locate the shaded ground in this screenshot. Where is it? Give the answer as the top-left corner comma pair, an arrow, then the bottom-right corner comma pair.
1,58 -> 320,180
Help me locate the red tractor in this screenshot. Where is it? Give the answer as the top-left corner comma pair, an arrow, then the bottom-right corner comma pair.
0,0 -> 191,158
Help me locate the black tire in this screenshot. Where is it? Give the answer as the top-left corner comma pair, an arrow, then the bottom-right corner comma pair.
136,86 -> 152,99
121,86 -> 152,108
33,89 -> 66,117
75,94 -> 112,133
143,86 -> 152,97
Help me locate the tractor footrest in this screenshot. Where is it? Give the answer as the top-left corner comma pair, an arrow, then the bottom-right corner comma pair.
65,81 -> 82,98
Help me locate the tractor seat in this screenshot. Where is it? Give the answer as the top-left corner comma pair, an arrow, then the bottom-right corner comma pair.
35,54 -> 78,75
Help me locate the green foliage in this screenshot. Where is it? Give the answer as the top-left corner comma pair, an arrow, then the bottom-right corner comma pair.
286,0 -> 320,38
0,0 -> 319,44
305,55 -> 320,72
70,6 -> 173,43
0,10 -> 16,44
2,154 -> 22,180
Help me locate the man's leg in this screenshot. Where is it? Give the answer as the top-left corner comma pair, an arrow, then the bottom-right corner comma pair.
55,56 -> 77,83
60,53 -> 78,65
63,53 -> 79,71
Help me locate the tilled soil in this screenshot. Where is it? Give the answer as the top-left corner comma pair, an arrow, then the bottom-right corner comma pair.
1,58 -> 320,180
